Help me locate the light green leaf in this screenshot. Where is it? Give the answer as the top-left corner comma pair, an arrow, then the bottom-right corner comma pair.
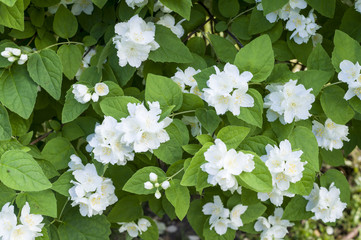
0,150 -> 52,191
0,0 -> 24,31
307,44 -> 334,72
123,167 -> 166,195
51,171 -> 73,197
16,190 -> 57,218
0,65 -> 38,119
165,179 -> 190,220
62,88 -> 90,123
195,108 -> 221,134
234,35 -> 274,83
261,0 -> 288,14
27,49 -> 63,100
217,126 -> 250,150
218,0 -> 239,17
159,0 -> 192,20
0,182 -> 16,206
320,149 -> 345,167
53,5 -> 78,39
320,85 -> 354,125
239,135 -> 277,156
187,199 -> 207,237
294,70 -> 333,97
0,0 -> 16,7
208,34 -> 237,63
149,25 -> 193,63
241,202 -> 267,225
57,45 -> 82,79
100,96 -> 140,119
248,8 -> 275,35
91,0 -> 107,8
41,137 -> 76,170
145,73 -> 183,111
194,66 -> 216,91
0,105 -> 11,140
288,163 -> 315,195
58,210 -> 111,240
107,195 -> 143,222
306,0 -> 335,18
340,8 -> 361,42
283,195 -> 313,221
237,89 -> 263,128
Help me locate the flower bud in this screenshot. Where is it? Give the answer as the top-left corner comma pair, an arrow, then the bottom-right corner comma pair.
161,180 -> 170,190
149,172 -> 158,182
144,181 -> 153,190
155,189 -> 161,199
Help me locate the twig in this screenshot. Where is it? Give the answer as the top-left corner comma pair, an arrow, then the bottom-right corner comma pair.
342,225 -> 361,240
30,130 -> 54,145
183,17 -> 213,42
225,30 -> 244,48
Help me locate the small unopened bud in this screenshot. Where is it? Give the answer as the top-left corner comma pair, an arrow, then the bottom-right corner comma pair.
144,181 -> 153,190
7,56 -> 16,62
91,93 -> 99,102
1,50 -> 11,58
149,172 -> 158,182
10,48 -> 21,56
155,189 -> 161,199
161,181 -> 170,190
154,183 -> 160,188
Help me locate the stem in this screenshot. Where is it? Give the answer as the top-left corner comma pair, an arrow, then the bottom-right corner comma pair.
169,110 -> 196,117
34,41 -> 84,53
166,167 -> 184,180
225,30 -> 244,48
58,199 -> 69,221
228,7 -> 255,25
322,81 -> 343,89
183,17 -> 213,43
30,130 -> 54,145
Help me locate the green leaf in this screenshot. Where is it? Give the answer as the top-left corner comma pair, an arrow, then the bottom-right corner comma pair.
234,35 -> 274,83
283,195 -> 313,221
57,45 -> 82,80
237,153 -> 273,193
0,105 -> 11,140
307,44 -> 334,72
16,190 -> 57,218
194,66 -> 216,91
0,65 -> 38,119
332,30 -> 361,72
0,150 -> 52,191
239,135 -> 277,156
181,142 -> 213,186
320,149 -> 345,167
320,169 -> 350,205
208,34 -> 237,63
187,199 -> 207,237
149,25 -> 193,63
287,35 -> 313,64
293,70 -> 333,97
289,126 -> 319,171
340,8 -> 361,42
41,137 -> 76,170
261,0 -> 288,14
203,221 -> 236,240
100,96 -> 140,119
51,171 -> 73,197
0,139 -> 23,158
107,195 -> 143,222
195,108 -> 221,134
165,179 -> 190,220
159,0 -> 192,20
27,49 -> 63,100
0,0 -> 16,7
306,0 -> 335,18
288,163 -> 315,195
218,0 -> 240,18
145,73 -> 183,111
237,88 -> 263,128
241,202 -> 267,225
0,0 -> 24,31
248,8 -> 275,35
32,0 -> 60,7
53,5 -> 78,39
91,0 -> 107,8
140,217 -> 159,240
62,88 -> 90,123
320,85 -> 354,125
230,16 -> 252,41
123,166 -> 166,195
217,126 -> 250,150
154,119 -> 189,164
58,210 -> 111,240
0,182 -> 16,206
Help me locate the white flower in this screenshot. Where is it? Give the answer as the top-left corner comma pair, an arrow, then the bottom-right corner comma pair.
0,203 -> 17,239
9,225 -> 36,240
338,60 -> 361,84
254,208 -> 294,240
155,189 -> 162,199
258,189 -> 295,206
312,33 -> 323,47
149,172 -> 158,182
1,47 -> 28,65
75,48 -> 96,80
286,10 -> 321,44
182,116 -> 202,137
230,204 -> 248,228
117,101 -> 172,152
264,79 -> 315,124
72,84 -> 91,104
289,0 -> 307,9
71,0 -> 93,15
161,180 -> 170,189
137,218 -> 151,232
119,222 -> 140,237
154,0 -> 172,13
203,64 -> 254,116
20,203 -> 44,234
171,67 -> 201,96
344,81 -> 361,100
211,218 -> 231,235
17,54 -> 28,65
157,14 -> 185,38
355,0 -> 361,13
312,118 -> 349,151
305,183 -> 347,223
114,40 -> 151,68
202,196 -> 229,224
144,181 -> 154,189
73,164 -> 103,192
68,154 -> 84,171
94,83 -> 109,96
126,0 -> 148,9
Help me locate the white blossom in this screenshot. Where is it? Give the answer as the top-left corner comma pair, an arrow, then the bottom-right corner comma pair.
312,118 -> 349,151
182,116 -> 202,137
71,0 -> 93,15
126,0 -> 148,9
203,63 -> 254,116
264,79 -> 315,124
72,84 -> 91,104
118,218 -> 151,237
171,67 -> 202,97
286,10 -> 321,44
229,204 -> 248,228
157,14 -> 185,38
355,0 -> 361,14
254,208 -> 294,240
75,48 -> 96,80
1,47 -> 28,65
304,183 -> 347,223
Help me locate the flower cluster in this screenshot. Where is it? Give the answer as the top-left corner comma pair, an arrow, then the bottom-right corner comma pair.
256,0 -> 320,44
144,172 -> 170,199
113,15 -> 159,68
264,79 -> 315,124
157,14 -> 185,38
202,196 -> 248,235
201,139 -> 255,192
68,155 -> 118,217
75,48 -> 96,80
0,202 -> 44,240
312,118 -> 349,151
48,0 -> 93,15
118,218 -> 151,238
182,115 -> 202,137
72,82 -> 109,104
258,140 -> 306,206
304,183 -> 347,223
338,60 -> 361,100
87,102 -> 172,165
203,63 -> 254,116
1,47 -> 28,65
254,208 -> 294,240
171,67 -> 202,97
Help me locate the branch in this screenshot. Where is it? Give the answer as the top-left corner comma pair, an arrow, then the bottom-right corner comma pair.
30,130 -> 54,145
225,30 -> 244,48
183,17 -> 213,43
